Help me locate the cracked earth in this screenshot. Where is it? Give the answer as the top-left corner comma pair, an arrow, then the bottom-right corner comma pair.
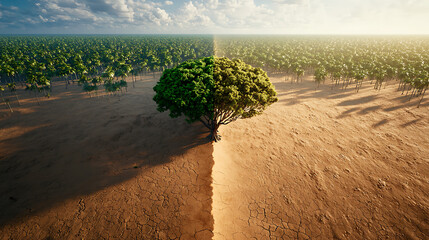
212,76 -> 429,239
1,74 -> 428,239
0,76 -> 213,239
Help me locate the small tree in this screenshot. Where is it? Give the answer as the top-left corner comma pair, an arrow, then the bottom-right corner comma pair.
0,85 -> 13,112
314,67 -> 327,88
153,56 -> 277,141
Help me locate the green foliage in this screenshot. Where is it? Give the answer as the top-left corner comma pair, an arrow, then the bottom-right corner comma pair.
7,83 -> 16,92
0,35 -> 214,101
0,35 -> 214,85
119,79 -> 127,88
25,71 -> 51,98
216,36 -> 429,101
91,76 -> 102,85
104,80 -> 121,93
153,56 -> 277,141
80,77 -> 102,94
314,67 -> 328,85
83,82 -> 98,92
213,57 -> 278,120
153,57 -> 214,122
78,75 -> 89,86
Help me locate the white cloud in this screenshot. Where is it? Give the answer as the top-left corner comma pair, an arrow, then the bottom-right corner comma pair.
180,0 -> 429,34
1,0 -> 428,34
306,0 -> 429,34
32,0 -> 175,27
39,15 -> 48,22
174,0 -> 277,32
146,7 -> 172,26
38,0 -> 99,23
108,0 -> 134,21
176,1 -> 213,27
129,1 -> 172,26
204,0 -> 219,9
271,0 -> 302,4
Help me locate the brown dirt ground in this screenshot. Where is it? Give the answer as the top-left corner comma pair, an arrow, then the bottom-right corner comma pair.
0,73 -> 428,240
0,75 -> 213,240
212,75 -> 429,239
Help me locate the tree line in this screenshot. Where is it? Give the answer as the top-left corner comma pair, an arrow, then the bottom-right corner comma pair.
215,36 -> 429,107
0,35 -> 214,110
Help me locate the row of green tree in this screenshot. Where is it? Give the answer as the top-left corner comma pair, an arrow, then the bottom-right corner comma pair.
0,35 -> 214,102
215,36 -> 429,107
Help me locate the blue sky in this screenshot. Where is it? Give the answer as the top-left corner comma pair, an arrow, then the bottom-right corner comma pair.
1,0 -> 428,34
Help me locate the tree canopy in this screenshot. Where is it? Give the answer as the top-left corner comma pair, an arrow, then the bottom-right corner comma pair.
153,56 -> 214,123
153,56 -> 278,141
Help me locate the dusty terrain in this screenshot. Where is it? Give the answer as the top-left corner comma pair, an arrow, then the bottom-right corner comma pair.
0,74 -> 428,239
212,75 -> 429,239
0,75 -> 213,239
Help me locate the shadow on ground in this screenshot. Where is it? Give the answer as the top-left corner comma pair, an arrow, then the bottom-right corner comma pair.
273,77 -> 428,115
0,78 -> 211,234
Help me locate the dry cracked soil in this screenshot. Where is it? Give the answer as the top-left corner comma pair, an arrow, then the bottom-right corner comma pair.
0,74 -> 428,239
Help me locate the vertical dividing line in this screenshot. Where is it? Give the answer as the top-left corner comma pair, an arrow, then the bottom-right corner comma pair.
211,141 -> 223,240
211,34 -> 221,239
211,138 -> 237,239
213,35 -> 218,57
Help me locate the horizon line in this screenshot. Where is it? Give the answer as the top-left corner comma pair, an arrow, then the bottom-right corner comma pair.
1,33 -> 429,36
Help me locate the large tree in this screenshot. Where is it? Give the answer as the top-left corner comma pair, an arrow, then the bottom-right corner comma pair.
153,56 -> 277,141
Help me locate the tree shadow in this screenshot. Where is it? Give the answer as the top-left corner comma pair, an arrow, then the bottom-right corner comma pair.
372,119 -> 389,128
337,95 -> 379,106
274,80 -> 372,106
358,105 -> 382,115
400,118 -> 422,128
0,81 -> 211,227
383,97 -> 429,112
337,107 -> 361,119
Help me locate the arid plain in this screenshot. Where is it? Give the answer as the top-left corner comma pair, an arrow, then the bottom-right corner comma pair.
0,73 -> 428,239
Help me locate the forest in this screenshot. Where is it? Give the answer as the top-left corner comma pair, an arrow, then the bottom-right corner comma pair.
1,35 -> 428,110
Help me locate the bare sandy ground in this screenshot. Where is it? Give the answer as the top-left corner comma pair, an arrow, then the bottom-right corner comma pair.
212,75 -> 429,239
1,73 -> 428,239
0,76 -> 213,239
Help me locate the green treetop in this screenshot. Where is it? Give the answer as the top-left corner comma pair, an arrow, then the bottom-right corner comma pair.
153,56 -> 277,142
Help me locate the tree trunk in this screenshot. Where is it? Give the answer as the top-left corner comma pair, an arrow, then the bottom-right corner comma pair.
200,118 -> 221,142
35,91 -> 40,105
209,122 -> 221,142
417,88 -> 426,108
15,92 -> 21,106
132,74 -> 135,88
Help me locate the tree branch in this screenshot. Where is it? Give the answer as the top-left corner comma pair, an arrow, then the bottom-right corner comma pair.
199,118 -> 210,129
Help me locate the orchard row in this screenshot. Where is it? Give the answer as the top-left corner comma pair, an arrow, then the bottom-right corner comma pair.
0,35 -> 214,104
1,35 -> 428,109
215,36 -> 429,107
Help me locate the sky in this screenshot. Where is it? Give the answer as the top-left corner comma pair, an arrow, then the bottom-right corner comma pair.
0,0 -> 428,34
